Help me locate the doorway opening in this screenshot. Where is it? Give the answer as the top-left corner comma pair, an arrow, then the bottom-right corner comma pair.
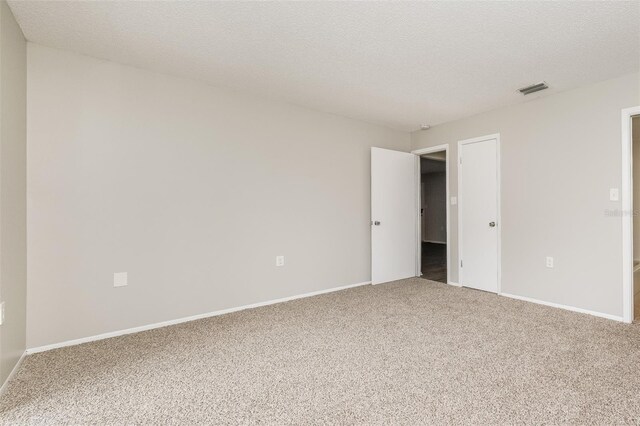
370,145 -> 450,286
420,154 -> 447,282
413,146 -> 449,284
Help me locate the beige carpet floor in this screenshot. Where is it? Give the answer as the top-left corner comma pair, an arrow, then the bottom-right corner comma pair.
2,278 -> 640,425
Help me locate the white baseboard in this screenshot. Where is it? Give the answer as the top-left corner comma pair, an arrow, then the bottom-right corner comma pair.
447,281 -> 461,287
26,281 -> 371,355
0,351 -> 26,396
500,292 -> 624,322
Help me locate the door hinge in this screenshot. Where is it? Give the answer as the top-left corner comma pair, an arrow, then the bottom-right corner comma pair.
459,157 -> 462,165
460,260 -> 463,268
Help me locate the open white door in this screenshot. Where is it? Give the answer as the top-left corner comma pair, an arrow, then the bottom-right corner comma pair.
371,147 -> 418,285
458,136 -> 500,293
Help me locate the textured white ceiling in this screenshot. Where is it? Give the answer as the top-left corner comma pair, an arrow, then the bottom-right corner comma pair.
7,1 -> 640,131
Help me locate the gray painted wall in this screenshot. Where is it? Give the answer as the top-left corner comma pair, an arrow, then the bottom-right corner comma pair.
411,73 -> 640,317
421,172 -> 446,243
0,0 -> 26,384
26,44 -> 410,349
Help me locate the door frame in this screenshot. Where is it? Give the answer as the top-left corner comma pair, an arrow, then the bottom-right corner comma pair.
621,106 -> 640,323
457,134 -> 502,293
411,144 -> 451,284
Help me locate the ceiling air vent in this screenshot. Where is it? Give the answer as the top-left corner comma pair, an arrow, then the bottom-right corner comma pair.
518,81 -> 548,95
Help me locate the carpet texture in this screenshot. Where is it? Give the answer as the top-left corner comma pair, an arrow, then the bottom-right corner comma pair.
2,278 -> 640,425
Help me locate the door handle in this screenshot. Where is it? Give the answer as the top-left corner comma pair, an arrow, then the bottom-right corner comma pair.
489,222 -> 496,227
372,221 -> 381,226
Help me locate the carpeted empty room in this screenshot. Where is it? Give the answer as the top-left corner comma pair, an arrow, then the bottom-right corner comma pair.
3,279 -> 640,424
1,1 -> 640,424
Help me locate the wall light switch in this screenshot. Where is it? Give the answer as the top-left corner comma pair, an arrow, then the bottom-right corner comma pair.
610,188 -> 619,201
114,272 -> 128,287
276,256 -> 285,267
451,196 -> 457,205
546,257 -> 554,268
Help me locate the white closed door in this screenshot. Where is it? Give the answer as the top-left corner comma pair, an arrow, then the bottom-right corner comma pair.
459,138 -> 499,293
371,147 -> 417,285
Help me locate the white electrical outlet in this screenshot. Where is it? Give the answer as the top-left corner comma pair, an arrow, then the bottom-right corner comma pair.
546,257 -> 554,268
276,256 -> 285,267
114,272 -> 128,287
0,302 -> 4,325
